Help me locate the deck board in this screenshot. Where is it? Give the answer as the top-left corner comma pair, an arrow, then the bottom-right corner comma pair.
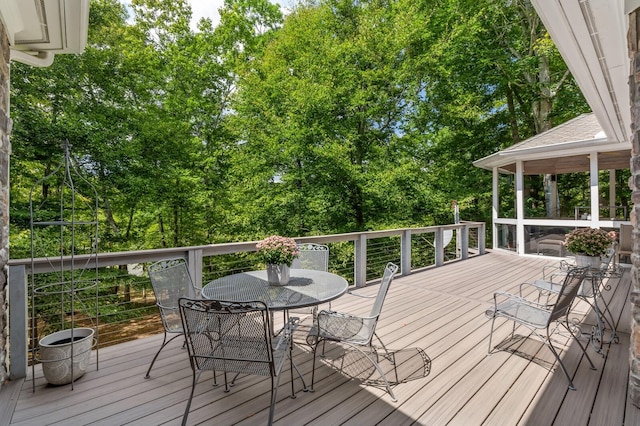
2,251 -> 639,425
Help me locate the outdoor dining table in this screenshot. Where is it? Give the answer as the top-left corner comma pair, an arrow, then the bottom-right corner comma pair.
201,268 -> 349,312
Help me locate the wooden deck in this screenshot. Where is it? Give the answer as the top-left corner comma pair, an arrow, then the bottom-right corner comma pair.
2,251 -> 638,425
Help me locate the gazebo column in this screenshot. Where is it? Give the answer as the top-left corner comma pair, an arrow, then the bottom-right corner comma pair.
516,160 -> 525,255
589,150 -> 600,225
492,167 -> 499,249
628,8 -> 640,407
610,169 -> 617,219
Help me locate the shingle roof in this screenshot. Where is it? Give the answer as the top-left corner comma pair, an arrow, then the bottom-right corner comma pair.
502,113 -> 605,153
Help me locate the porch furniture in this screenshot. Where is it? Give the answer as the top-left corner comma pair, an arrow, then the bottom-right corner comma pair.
308,262 -> 400,402
289,243 -> 330,320
486,265 -> 594,390
145,258 -> 200,379
291,243 -> 329,271
522,249 -> 619,356
618,224 -> 633,264
178,298 -> 306,426
536,234 -> 566,257
201,269 -> 348,312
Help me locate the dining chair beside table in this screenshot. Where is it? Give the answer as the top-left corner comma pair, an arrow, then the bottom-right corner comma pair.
184,268 -> 348,425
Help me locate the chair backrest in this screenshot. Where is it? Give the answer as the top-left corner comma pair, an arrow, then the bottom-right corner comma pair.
443,230 -> 453,248
601,246 -> 616,270
179,298 -> 274,376
369,262 -> 399,319
149,258 -> 197,332
620,224 -> 633,252
291,243 -> 329,271
549,266 -> 589,323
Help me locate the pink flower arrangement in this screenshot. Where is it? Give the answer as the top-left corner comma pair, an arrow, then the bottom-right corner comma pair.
256,235 -> 299,266
564,228 -> 614,257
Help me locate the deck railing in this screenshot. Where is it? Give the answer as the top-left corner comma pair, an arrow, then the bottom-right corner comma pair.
7,222 -> 485,379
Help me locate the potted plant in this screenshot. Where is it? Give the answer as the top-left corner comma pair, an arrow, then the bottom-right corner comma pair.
39,327 -> 95,385
564,227 -> 614,267
256,235 -> 299,285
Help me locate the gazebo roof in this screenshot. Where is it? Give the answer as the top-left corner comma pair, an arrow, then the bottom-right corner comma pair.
473,113 -> 630,175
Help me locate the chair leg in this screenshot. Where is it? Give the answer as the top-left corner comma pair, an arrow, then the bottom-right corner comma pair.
374,332 -> 394,363
561,318 -> 596,371
289,345 -> 295,399
309,340 -> 322,392
269,370 -> 285,425
373,334 -> 398,383
290,355 -> 308,392
145,331 -> 183,379
487,316 -> 497,354
541,327 -> 577,390
182,369 -> 201,426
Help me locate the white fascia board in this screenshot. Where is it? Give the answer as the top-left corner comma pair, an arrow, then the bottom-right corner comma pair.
473,138 -> 628,170
63,0 -> 90,53
531,0 -> 627,143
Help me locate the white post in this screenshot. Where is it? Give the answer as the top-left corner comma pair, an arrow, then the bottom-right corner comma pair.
401,230 -> 411,276
354,234 -> 367,287
590,152 -> 599,226
516,160 -> 525,254
609,169 -> 616,219
492,167 -> 499,249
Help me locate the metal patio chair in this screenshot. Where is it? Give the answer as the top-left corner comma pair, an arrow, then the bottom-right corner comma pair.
308,262 -> 400,402
486,265 -> 594,390
291,243 -> 329,271
618,224 -> 633,264
144,257 -> 199,379
178,298 -> 307,426
289,243 -> 330,319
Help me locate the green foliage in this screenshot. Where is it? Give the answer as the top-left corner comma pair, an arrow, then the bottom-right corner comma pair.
10,0 -> 589,256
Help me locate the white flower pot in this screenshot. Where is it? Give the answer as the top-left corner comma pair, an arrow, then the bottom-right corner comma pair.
39,328 -> 94,385
266,263 -> 290,285
575,254 -> 601,270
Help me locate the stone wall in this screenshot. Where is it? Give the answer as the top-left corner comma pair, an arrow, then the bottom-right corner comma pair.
0,19 -> 10,390
630,9 -> 640,407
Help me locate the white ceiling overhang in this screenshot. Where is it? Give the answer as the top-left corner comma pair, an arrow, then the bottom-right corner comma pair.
472,137 -> 630,172
0,0 -> 90,67
531,0 -> 631,144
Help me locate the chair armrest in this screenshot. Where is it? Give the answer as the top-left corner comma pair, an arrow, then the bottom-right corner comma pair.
156,303 -> 178,311
492,291 -> 548,310
518,281 -> 536,297
316,310 -> 368,340
345,290 -> 376,299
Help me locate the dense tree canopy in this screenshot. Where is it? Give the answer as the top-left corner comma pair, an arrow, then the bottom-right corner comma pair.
9,0 -> 589,257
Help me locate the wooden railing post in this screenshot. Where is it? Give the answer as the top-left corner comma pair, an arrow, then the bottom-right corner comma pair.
354,234 -> 367,287
461,224 -> 469,260
401,230 -> 411,276
435,228 -> 444,267
8,265 -> 27,379
479,222 -> 486,255
187,248 -> 203,290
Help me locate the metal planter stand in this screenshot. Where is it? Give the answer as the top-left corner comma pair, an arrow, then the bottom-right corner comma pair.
29,141 -> 99,390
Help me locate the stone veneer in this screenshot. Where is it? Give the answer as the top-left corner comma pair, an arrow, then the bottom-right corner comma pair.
630,9 -> 640,408
0,18 -> 10,390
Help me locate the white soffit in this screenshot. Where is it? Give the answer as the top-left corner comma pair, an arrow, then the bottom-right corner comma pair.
531,0 -> 631,144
